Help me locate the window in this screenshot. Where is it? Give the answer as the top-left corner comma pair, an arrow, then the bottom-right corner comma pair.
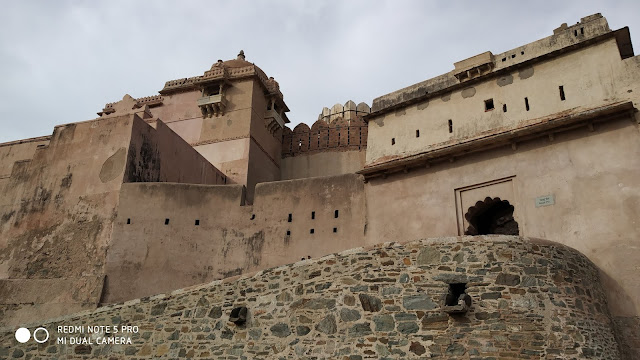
484,99 -> 494,111
288,214 -> 292,222
416,130 -> 420,138
391,138 -> 395,145
165,219 -> 170,225
126,218 -> 131,224
286,230 -> 290,236
310,229 -> 314,234
195,219 -> 200,226
503,104 -> 507,112
448,120 -> 453,133
445,283 -> 467,306
559,86 -> 565,101
334,210 -> 339,218
333,227 -> 337,233
525,97 -> 530,111
311,211 -> 315,220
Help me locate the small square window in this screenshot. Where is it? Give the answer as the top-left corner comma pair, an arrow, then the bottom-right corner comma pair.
165,219 -> 170,225
195,219 -> 200,226
288,214 -> 292,222
310,229 -> 314,234
415,130 -> 420,138
334,210 -> 339,218
286,230 -> 291,236
126,218 -> 131,224
333,227 -> 337,233
484,99 -> 494,111
311,211 -> 315,220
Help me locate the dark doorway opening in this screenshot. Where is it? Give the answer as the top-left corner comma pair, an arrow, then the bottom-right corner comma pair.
464,197 -> 519,235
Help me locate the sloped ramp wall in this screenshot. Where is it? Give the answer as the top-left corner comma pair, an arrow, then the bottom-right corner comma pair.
0,236 -> 620,359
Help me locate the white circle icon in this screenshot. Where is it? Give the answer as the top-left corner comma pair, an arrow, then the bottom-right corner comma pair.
15,327 -> 30,343
33,327 -> 50,343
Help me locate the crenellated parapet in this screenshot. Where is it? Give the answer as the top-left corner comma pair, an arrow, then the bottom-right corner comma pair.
318,100 -> 371,123
282,115 -> 368,158
98,94 -> 164,117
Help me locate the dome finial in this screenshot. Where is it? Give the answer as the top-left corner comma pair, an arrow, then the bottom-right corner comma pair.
237,50 -> 245,61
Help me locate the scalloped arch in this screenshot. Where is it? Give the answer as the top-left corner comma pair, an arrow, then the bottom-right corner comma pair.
464,197 -> 519,236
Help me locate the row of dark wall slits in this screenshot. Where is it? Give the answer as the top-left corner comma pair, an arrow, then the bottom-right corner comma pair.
282,118 -> 368,157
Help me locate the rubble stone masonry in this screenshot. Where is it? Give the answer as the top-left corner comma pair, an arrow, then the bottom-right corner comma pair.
0,236 -> 620,359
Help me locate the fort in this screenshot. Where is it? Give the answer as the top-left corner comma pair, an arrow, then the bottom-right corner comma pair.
0,12 -> 639,359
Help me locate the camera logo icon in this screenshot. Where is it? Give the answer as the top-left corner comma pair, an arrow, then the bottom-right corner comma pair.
15,327 -> 49,343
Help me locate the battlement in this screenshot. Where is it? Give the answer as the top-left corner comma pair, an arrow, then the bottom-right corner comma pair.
282,116 -> 368,158
317,100 -> 371,123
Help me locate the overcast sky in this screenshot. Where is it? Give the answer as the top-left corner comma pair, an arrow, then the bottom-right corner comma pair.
0,1 -> 638,143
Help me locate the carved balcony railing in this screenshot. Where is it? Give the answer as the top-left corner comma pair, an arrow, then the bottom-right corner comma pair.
197,94 -> 227,118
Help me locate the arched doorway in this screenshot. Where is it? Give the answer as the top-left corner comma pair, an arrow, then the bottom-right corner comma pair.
464,197 -> 519,235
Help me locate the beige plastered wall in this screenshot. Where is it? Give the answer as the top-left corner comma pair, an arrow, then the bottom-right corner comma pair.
0,115 -> 137,326
103,174 -> 366,304
281,150 -> 366,180
366,38 -> 636,166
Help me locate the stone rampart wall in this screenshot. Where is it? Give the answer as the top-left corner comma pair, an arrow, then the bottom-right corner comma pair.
1,236 -> 620,359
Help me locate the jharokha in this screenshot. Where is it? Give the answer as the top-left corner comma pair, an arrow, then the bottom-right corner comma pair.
1,13 -> 639,359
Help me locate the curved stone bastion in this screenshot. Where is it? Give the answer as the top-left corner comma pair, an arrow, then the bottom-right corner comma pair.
0,236 -> 620,359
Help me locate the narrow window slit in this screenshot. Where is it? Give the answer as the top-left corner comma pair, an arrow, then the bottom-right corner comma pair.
391,138 -> 395,145
448,120 -> 453,133
311,211 -> 315,220
126,218 -> 131,224
310,229 -> 314,234
559,86 -> 565,101
195,219 -> 200,226
334,210 -> 339,218
416,129 -> 420,138
165,219 -> 170,225
503,104 -> 507,112
525,97 -> 530,111
333,227 -> 337,233
484,99 -> 494,111
288,214 -> 292,222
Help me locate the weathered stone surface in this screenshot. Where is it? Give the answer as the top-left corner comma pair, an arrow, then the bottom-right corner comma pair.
403,294 -> 438,310
270,323 -> 291,338
417,247 -> 440,265
374,314 -> 395,331
496,273 -> 521,286
296,325 -> 310,336
340,308 -> 361,322
410,341 -> 426,355
303,298 -> 336,310
398,321 -> 419,334
315,314 -> 337,334
359,293 -> 382,312
349,323 -> 373,337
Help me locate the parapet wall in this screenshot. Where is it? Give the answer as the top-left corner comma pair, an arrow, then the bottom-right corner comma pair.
282,117 -> 368,158
0,236 -> 620,359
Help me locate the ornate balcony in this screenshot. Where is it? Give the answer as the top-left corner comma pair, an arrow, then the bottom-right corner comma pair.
197,94 -> 227,118
264,109 -> 285,135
